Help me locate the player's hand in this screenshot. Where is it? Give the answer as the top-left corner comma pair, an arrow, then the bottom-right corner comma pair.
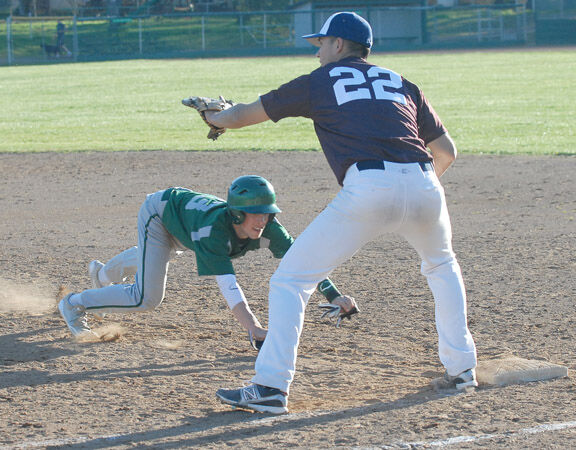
332,295 -> 357,313
319,295 -> 359,328
204,110 -> 218,124
248,326 -> 267,351
181,96 -> 235,141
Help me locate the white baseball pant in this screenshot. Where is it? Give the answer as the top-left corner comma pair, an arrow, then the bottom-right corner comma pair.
252,161 -> 477,393
72,190 -> 183,314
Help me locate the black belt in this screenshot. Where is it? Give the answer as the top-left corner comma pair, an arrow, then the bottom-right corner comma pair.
356,160 -> 433,172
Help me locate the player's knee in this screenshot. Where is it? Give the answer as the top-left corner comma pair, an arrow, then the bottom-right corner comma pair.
269,271 -> 317,305
131,283 -> 165,311
139,294 -> 164,311
270,271 -> 302,289
421,254 -> 459,276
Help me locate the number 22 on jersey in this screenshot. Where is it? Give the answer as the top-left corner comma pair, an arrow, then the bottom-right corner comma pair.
329,66 -> 407,106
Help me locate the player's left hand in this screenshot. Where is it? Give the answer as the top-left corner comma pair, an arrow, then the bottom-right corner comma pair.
181,95 -> 235,141
319,295 -> 359,327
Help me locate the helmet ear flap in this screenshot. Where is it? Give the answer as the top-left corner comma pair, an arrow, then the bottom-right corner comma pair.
229,209 -> 245,225
268,213 -> 276,223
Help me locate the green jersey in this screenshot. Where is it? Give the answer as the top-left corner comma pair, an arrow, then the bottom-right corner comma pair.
161,187 -> 293,276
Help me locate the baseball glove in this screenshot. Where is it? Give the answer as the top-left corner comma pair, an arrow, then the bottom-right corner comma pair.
248,330 -> 264,351
319,300 -> 359,328
182,95 -> 235,141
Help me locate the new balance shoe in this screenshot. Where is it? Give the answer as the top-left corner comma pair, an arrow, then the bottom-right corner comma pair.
444,368 -> 478,390
58,293 -> 96,337
88,260 -> 105,289
216,383 -> 288,414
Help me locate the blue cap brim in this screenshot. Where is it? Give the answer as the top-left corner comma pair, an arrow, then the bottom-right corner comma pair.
301,33 -> 324,47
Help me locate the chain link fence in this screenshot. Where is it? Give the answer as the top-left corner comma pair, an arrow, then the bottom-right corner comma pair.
0,5 -> 544,66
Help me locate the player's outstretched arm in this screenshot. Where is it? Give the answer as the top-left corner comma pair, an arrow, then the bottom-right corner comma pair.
428,132 -> 457,177
215,274 -> 267,342
205,98 -> 270,129
231,301 -> 267,341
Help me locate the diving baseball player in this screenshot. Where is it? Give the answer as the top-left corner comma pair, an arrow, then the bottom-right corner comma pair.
184,11 -> 478,414
58,175 -> 356,347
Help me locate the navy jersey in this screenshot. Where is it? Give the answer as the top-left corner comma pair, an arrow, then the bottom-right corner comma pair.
260,56 -> 446,185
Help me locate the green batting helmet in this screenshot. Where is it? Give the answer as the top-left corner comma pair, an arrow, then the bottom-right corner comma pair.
227,175 -> 281,224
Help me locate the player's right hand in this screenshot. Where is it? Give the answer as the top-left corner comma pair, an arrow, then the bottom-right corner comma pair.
249,327 -> 267,351
332,295 -> 358,314
319,295 -> 359,327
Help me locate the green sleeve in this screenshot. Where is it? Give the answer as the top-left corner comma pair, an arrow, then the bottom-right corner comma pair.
317,278 -> 342,302
263,218 -> 294,258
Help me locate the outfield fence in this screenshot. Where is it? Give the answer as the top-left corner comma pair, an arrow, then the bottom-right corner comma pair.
0,5 -> 552,66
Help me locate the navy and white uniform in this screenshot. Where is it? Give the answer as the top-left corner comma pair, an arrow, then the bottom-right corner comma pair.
251,57 -> 477,393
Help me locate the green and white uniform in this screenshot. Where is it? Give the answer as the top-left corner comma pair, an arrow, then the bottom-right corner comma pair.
68,188 -> 341,315
161,187 -> 293,276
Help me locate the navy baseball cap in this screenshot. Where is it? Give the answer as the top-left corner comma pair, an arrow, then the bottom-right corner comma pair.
302,12 -> 373,49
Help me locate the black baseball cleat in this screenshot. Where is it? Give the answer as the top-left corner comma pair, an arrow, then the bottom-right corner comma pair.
216,384 -> 288,414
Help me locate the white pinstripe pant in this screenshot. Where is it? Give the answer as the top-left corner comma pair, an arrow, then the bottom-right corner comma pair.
73,190 -> 183,314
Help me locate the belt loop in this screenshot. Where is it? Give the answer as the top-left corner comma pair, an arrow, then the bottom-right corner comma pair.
356,160 -> 385,171
419,162 -> 433,172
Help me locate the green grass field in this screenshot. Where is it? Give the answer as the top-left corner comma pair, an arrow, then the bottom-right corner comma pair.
1,48 -> 574,154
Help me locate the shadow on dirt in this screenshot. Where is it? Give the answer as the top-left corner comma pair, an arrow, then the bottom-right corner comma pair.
57,387 -> 450,449
0,329 -> 78,368
0,357 -> 247,389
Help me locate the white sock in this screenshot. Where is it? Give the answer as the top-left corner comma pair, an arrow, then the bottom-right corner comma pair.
98,268 -> 112,286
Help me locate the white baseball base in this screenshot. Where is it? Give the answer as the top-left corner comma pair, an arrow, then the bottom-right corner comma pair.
476,356 -> 569,386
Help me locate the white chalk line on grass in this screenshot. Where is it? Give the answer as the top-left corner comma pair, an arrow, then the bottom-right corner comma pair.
4,415 -> 576,449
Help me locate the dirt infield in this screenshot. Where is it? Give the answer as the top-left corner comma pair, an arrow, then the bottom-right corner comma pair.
0,151 -> 575,448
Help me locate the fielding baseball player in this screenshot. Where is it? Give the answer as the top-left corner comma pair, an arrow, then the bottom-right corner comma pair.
58,175 -> 355,348
184,11 -> 478,414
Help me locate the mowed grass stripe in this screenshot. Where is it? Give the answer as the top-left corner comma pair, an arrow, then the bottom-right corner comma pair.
0,49 -> 574,154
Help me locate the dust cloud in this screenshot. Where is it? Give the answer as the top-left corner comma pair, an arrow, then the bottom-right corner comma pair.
0,278 -> 55,314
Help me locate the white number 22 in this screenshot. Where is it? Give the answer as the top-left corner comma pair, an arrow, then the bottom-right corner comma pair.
329,66 -> 407,106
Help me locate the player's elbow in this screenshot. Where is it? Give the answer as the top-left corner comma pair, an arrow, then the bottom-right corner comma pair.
449,140 -> 458,161
428,133 -> 458,177
429,133 -> 457,161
